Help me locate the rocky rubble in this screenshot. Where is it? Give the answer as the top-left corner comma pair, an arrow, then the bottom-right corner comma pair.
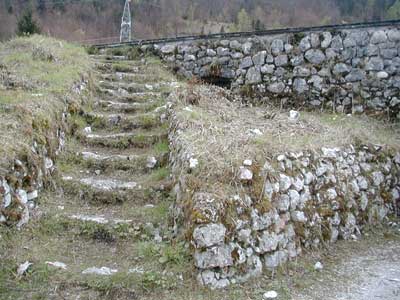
154,27 -> 400,119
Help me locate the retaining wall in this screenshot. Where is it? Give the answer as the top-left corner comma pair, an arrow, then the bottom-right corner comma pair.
155,26 -> 400,118
167,96 -> 400,289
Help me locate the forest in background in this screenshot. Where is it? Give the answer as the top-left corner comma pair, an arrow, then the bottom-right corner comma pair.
1,0 -> 400,43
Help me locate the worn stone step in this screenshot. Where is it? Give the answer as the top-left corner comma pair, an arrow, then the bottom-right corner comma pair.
97,81 -> 177,93
100,72 -> 172,84
94,99 -> 163,113
90,54 -> 128,61
82,129 -> 168,149
97,87 -> 164,99
61,172 -> 170,204
97,81 -> 159,93
96,63 -> 144,74
85,111 -> 165,130
78,149 -> 168,172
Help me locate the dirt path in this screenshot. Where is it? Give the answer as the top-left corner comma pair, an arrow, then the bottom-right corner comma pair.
295,238 -> 400,300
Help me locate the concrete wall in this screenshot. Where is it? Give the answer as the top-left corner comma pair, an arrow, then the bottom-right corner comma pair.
155,26 -> 400,119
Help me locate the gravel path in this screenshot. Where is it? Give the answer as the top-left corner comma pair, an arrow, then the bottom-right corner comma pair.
296,239 -> 400,300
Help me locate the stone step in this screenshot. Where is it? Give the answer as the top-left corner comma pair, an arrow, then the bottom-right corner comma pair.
97,81 -> 158,94
100,72 -> 171,84
97,87 -> 164,99
85,111 -> 165,131
78,149 -> 168,172
97,80 -> 178,93
82,129 -> 168,149
94,99 -> 163,113
90,54 -> 128,61
61,172 -> 170,204
96,63 -> 144,74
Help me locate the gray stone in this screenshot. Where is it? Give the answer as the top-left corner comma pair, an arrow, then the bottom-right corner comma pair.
258,232 -> 279,253
345,69 -> 366,82
365,44 -> 379,56
325,188 -> 337,201
253,51 -> 266,66
366,57 -> 384,71
305,49 -> 325,64
310,33 -> 320,48
343,37 -> 356,48
377,71 -> 389,79
237,229 -> 252,244
285,43 -> 293,53
265,250 -> 288,269
390,97 -> 400,107
231,52 -> 244,59
240,56 -> 253,69
275,55 -> 288,67
267,82 -> 285,94
277,194 -> 290,212
331,35 -> 344,51
197,270 -> 230,289
293,78 -> 308,93
325,48 -> 338,60
372,171 -> 384,186
291,211 -> 307,223
217,47 -> 230,57
271,39 -> 284,55
242,42 -> 253,55
290,55 -> 303,66
229,40 -> 242,50
333,63 -> 351,76
381,48 -> 398,59
321,32 -> 332,48
194,245 -> 233,269
289,189 -> 300,209
371,30 -> 387,44
293,66 -> 310,77
160,44 -> 176,54
279,174 -> 292,191
388,29 -> 400,42
206,49 -> 216,56
246,67 -> 262,84
299,36 -> 311,52
261,65 -> 275,74
193,224 -> 226,248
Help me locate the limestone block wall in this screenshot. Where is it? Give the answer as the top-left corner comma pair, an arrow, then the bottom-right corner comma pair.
155,26 -> 400,119
168,103 -> 400,289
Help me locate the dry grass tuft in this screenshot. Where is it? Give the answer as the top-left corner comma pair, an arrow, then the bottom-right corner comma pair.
171,83 -> 400,193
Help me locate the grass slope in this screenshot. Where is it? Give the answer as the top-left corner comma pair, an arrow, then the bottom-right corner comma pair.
0,35 -> 91,170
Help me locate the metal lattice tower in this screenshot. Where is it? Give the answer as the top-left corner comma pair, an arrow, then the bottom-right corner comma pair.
120,0 -> 132,42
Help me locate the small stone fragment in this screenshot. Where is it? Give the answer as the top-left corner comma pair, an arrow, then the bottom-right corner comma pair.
82,267 -> 118,276
239,167 -> 253,181
314,261 -> 323,271
289,110 -> 300,122
146,156 -> 157,169
263,291 -> 278,299
17,261 -> 32,277
189,157 -> 199,169
46,261 -> 67,270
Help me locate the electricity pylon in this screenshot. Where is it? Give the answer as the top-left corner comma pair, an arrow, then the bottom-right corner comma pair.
120,0 -> 132,42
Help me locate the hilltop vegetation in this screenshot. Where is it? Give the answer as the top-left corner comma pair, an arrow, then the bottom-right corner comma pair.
1,0 -> 400,42
0,35 -> 90,169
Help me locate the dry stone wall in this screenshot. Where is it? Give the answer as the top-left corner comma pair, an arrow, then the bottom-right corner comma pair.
0,82 -> 87,228
168,103 -> 400,289
155,26 -> 400,119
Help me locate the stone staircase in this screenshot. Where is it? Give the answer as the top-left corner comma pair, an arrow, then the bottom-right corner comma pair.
15,55 -> 184,298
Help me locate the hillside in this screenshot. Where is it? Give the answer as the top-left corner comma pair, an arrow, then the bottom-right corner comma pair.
1,0 -> 400,42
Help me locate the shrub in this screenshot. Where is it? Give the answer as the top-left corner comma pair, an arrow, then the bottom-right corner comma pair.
17,9 -> 41,36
